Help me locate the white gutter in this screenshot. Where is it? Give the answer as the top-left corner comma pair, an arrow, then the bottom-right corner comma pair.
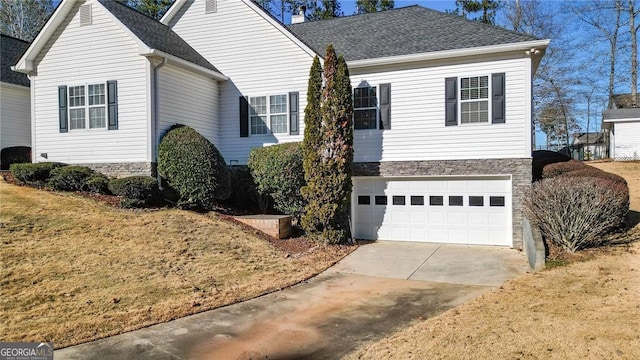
141,49 -> 228,81
152,57 -> 168,187
347,39 -> 551,69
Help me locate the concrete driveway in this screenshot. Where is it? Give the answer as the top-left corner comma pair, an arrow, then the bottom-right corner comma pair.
56,242 -> 529,360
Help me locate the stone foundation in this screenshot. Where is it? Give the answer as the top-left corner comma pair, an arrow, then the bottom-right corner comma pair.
79,162 -> 156,178
352,158 -> 532,249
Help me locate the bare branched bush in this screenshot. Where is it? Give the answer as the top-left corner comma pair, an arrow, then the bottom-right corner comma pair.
541,160 -> 587,178
524,177 -> 629,252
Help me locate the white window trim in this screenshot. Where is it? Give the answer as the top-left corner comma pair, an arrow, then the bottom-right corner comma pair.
353,85 -> 380,131
458,75 -> 492,126
68,82 -> 108,131
248,93 -> 289,136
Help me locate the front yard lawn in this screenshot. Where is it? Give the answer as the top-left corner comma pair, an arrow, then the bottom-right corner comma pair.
0,180 -> 351,348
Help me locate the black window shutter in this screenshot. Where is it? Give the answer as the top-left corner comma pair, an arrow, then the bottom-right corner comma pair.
445,77 -> 458,126
492,73 -> 505,124
107,80 -> 118,130
491,73 -> 505,124
58,86 -> 68,133
289,92 -> 299,135
239,96 -> 249,137
379,83 -> 391,130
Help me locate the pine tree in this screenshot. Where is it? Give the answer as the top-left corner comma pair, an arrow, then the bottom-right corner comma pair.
0,0 -> 53,41
302,46 -> 354,244
356,0 -> 394,14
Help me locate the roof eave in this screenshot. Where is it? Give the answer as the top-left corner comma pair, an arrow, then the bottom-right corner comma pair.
142,49 -> 228,81
13,0 -> 75,74
160,0 -> 184,25
347,39 -> 550,69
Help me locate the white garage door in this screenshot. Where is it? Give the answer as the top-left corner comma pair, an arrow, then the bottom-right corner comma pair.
352,176 -> 512,246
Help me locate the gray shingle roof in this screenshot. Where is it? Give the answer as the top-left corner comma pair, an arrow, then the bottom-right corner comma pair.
604,108 -> 640,120
98,0 -> 220,73
1,34 -> 30,87
288,5 -> 540,61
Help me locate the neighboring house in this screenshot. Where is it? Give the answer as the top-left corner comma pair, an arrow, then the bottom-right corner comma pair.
1,34 -> 31,152
602,94 -> 640,161
13,0 -> 549,249
571,132 -> 606,161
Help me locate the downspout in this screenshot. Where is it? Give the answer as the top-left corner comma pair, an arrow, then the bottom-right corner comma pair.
152,57 -> 168,187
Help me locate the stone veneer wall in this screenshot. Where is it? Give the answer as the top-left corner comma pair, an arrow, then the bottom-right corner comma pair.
79,162 -> 156,178
352,158 -> 532,249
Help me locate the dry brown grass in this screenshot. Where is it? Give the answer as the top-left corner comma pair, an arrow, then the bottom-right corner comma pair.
348,161 -> 640,360
0,181 -> 351,348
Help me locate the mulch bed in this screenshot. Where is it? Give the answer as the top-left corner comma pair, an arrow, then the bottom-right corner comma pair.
1,170 -> 351,256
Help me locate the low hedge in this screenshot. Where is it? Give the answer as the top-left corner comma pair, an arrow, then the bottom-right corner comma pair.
541,159 -> 587,179
85,174 -> 110,194
48,166 -> 96,192
560,167 -> 627,185
10,162 -> 66,186
524,176 -> 629,252
108,176 -> 160,208
532,150 -> 571,181
1,146 -> 31,170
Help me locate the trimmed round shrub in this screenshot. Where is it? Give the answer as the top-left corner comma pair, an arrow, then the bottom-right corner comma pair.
560,167 -> 627,185
532,150 -> 571,181
48,165 -> 96,191
248,142 -> 306,221
157,125 -> 230,209
86,173 -> 110,194
541,159 -> 587,179
524,176 -> 629,252
108,176 -> 159,208
10,162 -> 66,187
1,146 -> 31,170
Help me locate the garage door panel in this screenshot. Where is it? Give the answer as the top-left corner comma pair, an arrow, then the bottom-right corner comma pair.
353,177 -> 512,246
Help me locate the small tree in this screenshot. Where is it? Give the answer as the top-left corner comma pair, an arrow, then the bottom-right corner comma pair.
248,142 -> 306,222
302,46 -> 354,244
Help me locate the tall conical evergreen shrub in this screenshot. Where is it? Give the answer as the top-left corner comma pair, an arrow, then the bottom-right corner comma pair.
302,46 -> 354,244
301,56 -> 324,233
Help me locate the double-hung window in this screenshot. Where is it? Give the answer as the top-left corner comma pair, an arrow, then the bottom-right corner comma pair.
249,95 -> 288,135
445,73 -> 504,126
269,95 -> 288,133
250,96 -> 268,135
68,83 -> 107,130
460,76 -> 489,124
353,87 -> 378,130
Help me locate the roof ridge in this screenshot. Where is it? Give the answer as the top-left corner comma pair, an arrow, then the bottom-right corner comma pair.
103,0 -> 164,23
290,4 -> 419,25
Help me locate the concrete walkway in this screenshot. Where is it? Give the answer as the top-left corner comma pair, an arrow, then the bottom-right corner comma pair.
56,242 -> 529,360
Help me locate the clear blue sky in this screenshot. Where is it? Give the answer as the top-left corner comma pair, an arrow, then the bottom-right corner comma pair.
341,0 -> 454,14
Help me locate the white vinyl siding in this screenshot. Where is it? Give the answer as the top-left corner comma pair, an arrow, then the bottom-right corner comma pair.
349,55 -> 532,163
156,63 -> 219,153
612,121 -> 640,160
31,0 -> 149,164
0,84 -> 31,150
168,0 -> 314,163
